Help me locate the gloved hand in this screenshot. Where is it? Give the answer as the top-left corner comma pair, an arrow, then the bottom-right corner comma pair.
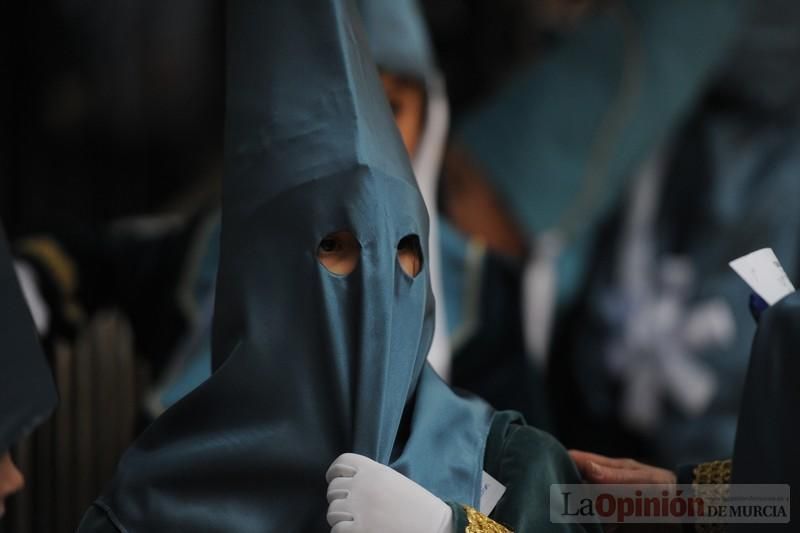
326,453 -> 454,533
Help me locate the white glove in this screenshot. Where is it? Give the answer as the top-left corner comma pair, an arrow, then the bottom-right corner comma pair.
326,453 -> 453,533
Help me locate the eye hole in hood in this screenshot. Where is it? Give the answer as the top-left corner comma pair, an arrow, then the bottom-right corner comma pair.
397,234 -> 423,278
317,230 -> 360,275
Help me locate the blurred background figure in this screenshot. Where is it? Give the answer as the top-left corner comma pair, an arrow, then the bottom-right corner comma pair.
1,1 -> 224,531
1,1 -> 224,235
423,0 -> 800,470
424,0 -> 747,452
0,226 -> 57,530
551,0 -> 800,467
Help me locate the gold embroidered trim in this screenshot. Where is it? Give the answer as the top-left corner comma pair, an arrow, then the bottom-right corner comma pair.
18,237 -> 78,294
692,459 -> 732,533
464,505 -> 513,533
693,459 -> 732,486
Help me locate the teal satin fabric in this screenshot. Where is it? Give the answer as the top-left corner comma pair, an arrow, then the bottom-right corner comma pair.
358,0 -> 435,81
85,1 -> 493,531
0,226 -> 57,454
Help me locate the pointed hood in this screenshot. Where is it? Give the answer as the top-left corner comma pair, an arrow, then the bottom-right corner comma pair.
358,0 -> 436,82
89,1 -> 492,531
0,226 -> 57,454
219,0 -> 416,229
213,0 -> 417,369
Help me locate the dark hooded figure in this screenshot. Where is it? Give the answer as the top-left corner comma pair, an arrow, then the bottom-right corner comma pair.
0,226 -> 58,519
77,1 -> 592,531
729,291 -> 800,531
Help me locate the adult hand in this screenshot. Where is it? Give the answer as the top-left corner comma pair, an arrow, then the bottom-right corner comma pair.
569,450 -> 677,485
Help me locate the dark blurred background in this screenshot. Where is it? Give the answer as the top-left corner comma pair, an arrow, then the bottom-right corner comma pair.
0,1 -> 225,238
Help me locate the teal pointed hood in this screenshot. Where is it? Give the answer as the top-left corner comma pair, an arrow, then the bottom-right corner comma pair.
358,0 -> 436,82
88,1 -> 493,531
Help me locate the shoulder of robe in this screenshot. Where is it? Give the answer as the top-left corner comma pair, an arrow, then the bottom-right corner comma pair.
480,411 -> 600,532
500,423 -> 581,484
484,410 -> 578,483
758,291 -> 800,337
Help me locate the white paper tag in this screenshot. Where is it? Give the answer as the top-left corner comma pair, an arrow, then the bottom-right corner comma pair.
479,470 -> 506,515
729,248 -> 795,305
